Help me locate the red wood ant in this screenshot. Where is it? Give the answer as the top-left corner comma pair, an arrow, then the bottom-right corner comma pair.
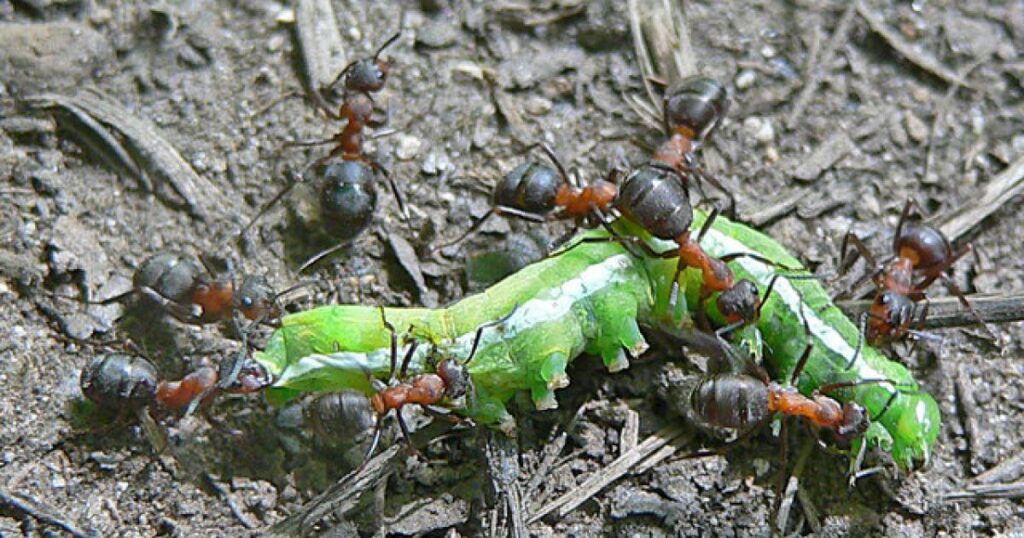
687,294 -> 905,454
242,32 -> 409,270
613,163 -> 796,312
653,76 -> 735,214
361,307 -> 514,464
80,350 -> 270,418
437,144 -> 619,249
839,200 -> 991,344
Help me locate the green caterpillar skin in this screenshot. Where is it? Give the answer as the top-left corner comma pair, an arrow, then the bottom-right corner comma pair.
255,210 -> 940,469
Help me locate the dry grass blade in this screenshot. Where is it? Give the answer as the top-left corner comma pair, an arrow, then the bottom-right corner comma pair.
836,294 -> 1024,329
294,0 -> 347,91
944,482 -> 1024,502
0,485 -> 95,538
527,424 -> 689,524
627,0 -> 696,130
855,0 -> 975,90
268,421 -> 450,536
938,153 -> 1024,242
26,90 -> 240,223
267,443 -> 403,536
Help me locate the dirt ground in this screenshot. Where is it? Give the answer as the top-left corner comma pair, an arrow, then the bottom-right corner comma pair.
2,0 -> 1024,536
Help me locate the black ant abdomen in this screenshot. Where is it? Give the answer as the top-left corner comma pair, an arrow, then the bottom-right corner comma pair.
317,159 -> 378,240
893,221 -> 952,273
690,373 -> 769,430
307,390 -> 378,443
133,251 -> 205,308
80,353 -> 159,410
494,161 -> 563,213
663,76 -> 730,140
616,164 -> 693,240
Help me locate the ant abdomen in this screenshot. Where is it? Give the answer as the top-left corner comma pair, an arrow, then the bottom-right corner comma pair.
317,160 -> 378,240
133,252 -> 204,306
494,161 -> 563,213
308,390 -> 378,442
80,353 -> 159,410
663,76 -> 729,140
893,222 -> 953,273
616,164 -> 693,240
690,373 -> 769,430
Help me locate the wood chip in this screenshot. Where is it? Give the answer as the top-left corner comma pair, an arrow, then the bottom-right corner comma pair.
294,0 -> 347,91
27,90 -> 240,222
789,130 -> 856,182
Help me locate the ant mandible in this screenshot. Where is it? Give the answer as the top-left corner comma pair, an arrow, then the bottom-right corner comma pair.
840,199 -> 991,344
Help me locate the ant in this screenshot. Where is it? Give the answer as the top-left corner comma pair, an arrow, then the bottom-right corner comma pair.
64,251 -> 306,410
362,307 -> 514,464
839,199 -> 991,344
686,292 -> 907,463
612,162 -> 797,315
80,349 -> 270,423
437,143 -> 619,250
242,31 -> 408,270
652,76 -> 735,215
87,251 -> 303,330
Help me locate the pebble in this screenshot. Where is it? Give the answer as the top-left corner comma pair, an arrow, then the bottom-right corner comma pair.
904,111 -> 929,143
421,151 -> 452,176
524,96 -> 553,115
734,69 -> 757,90
395,134 -> 423,160
743,116 -> 775,144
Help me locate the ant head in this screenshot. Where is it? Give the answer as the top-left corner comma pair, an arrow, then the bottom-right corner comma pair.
867,291 -> 915,343
80,353 -> 159,410
436,358 -> 469,399
236,275 -> 279,321
716,279 -> 760,324
837,401 -> 870,439
663,76 -> 730,143
345,31 -> 401,94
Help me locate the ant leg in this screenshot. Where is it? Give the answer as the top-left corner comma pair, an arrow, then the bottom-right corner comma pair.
913,242 -> 971,292
695,206 -> 721,243
297,241 -> 356,274
396,410 -> 423,459
433,209 -> 495,250
137,286 -> 199,323
494,205 -> 548,223
692,163 -> 737,220
844,313 -> 869,370
537,143 -> 573,185
893,199 -> 927,253
378,306 -> 400,381
238,172 -> 303,240
465,306 -> 518,365
789,294 -> 815,387
839,231 -> 879,276
368,162 -> 411,224
937,274 -> 998,340
398,340 -> 420,380
718,251 -> 802,273
358,417 -> 385,471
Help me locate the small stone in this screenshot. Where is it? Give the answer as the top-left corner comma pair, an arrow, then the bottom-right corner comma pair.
760,45 -> 777,58
743,116 -> 774,144
734,69 -> 757,90
911,86 -> 930,103
415,20 -> 459,49
395,134 -> 422,160
524,96 -> 553,116
904,111 -> 929,143
421,151 -> 451,176
267,34 -> 285,52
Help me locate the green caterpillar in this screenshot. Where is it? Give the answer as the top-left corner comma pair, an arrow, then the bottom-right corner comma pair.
254,210 -> 940,469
